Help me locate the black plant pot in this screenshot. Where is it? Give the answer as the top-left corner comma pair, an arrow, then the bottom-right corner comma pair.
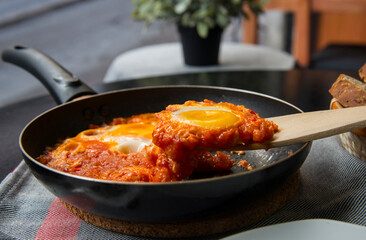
177,24 -> 223,66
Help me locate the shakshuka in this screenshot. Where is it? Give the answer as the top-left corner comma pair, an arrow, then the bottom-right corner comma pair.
37,100 -> 278,182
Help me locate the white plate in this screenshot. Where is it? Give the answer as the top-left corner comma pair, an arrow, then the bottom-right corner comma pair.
223,219 -> 366,240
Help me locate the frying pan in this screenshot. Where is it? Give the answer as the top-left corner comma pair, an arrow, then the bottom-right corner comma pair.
2,46 -> 311,222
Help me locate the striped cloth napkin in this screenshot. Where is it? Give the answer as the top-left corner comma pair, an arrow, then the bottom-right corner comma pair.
1,136 -> 365,239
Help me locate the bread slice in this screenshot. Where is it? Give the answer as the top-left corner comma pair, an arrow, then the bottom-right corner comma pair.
359,63 -> 366,82
329,74 -> 366,107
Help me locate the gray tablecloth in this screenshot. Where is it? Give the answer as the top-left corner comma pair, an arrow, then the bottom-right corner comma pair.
1,136 -> 365,239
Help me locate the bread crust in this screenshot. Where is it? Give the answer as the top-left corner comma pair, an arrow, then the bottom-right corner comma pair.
359,63 -> 366,82
330,98 -> 366,137
329,74 -> 366,107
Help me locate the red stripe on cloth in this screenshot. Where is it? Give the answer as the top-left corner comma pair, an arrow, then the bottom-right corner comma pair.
35,198 -> 82,240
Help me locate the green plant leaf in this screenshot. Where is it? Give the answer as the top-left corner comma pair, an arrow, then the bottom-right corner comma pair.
174,0 -> 191,14
197,22 -> 209,38
218,5 -> 228,15
231,0 -> 242,5
216,12 -> 229,27
197,7 -> 210,18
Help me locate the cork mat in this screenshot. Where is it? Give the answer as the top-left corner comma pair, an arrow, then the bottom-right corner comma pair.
61,171 -> 300,238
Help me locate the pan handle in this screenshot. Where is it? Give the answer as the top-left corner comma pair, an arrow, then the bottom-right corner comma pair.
1,45 -> 96,104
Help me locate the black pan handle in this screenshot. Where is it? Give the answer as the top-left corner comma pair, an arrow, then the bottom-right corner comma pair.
1,45 -> 97,104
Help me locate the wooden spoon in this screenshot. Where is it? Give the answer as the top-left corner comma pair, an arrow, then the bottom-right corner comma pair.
230,105 -> 366,150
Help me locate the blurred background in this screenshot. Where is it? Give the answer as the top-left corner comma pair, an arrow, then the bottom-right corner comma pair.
0,0 -> 180,107
1,0 -> 365,107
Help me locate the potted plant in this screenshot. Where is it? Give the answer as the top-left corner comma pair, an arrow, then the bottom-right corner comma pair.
132,0 -> 266,66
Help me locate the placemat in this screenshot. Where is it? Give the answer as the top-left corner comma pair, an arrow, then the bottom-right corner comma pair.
1,136 -> 366,239
60,171 -> 299,238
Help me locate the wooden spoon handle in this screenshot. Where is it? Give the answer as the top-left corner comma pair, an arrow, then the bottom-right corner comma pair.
232,105 -> 366,150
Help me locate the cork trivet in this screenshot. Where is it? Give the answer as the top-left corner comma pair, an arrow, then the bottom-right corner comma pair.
61,171 -> 300,238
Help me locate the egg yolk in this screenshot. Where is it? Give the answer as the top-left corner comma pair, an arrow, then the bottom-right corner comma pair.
105,122 -> 154,139
172,107 -> 240,129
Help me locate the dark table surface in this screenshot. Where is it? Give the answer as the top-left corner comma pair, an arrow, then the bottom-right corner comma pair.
0,69 -> 359,181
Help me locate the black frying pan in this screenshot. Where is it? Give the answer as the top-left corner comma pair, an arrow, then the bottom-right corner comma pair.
2,46 -> 311,222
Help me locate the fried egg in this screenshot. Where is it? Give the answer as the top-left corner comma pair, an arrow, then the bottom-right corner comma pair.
78,121 -> 154,154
